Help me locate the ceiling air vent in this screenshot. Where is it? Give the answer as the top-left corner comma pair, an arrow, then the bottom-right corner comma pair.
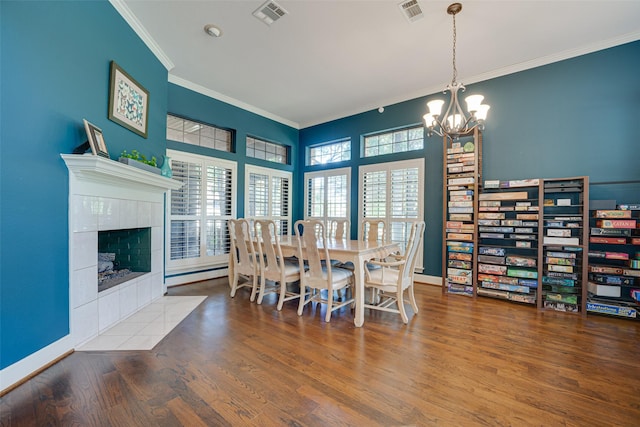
253,0 -> 288,26
398,0 -> 424,23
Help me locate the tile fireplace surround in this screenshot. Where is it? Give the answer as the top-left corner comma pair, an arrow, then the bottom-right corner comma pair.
62,154 -> 182,348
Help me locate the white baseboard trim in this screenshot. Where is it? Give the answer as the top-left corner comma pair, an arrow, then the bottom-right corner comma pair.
1,334 -> 73,393
414,274 -> 442,286
165,268 -> 229,287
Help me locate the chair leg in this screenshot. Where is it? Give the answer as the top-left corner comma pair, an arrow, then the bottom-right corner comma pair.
250,274 -> 259,302
256,276 -> 267,304
230,273 -> 239,297
408,284 -> 419,315
297,285 -> 307,316
276,281 -> 286,311
397,289 -> 409,324
325,289 -> 334,322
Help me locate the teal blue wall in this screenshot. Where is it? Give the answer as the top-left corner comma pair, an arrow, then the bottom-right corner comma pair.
167,84 -> 299,218
0,1 -> 168,369
299,40 -> 640,277
1,0 -> 639,374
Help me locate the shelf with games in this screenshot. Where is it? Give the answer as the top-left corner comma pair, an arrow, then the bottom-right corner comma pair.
541,177 -> 589,314
442,128 -> 482,296
587,202 -> 640,320
476,179 -> 542,306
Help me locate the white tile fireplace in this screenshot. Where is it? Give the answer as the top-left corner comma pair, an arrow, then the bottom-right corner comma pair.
62,154 -> 182,348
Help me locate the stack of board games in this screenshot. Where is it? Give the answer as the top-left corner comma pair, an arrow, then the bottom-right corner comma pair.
587,203 -> 640,320
443,130 -> 481,296
541,178 -> 588,313
476,179 -> 540,305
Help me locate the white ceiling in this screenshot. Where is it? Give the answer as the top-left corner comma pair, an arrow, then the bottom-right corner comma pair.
119,0 -> 640,129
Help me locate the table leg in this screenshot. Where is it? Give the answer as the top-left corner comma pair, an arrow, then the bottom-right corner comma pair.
353,254 -> 365,327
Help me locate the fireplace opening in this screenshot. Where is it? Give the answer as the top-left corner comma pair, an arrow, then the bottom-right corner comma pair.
98,227 -> 152,292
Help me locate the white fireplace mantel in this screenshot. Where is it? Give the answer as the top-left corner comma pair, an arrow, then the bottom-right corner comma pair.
62,153 -> 181,348
61,154 -> 183,193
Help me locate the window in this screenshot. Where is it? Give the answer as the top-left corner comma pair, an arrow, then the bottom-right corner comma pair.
166,114 -> 233,152
363,126 -> 424,158
245,165 -> 292,235
246,136 -> 289,165
359,159 -> 424,269
304,168 -> 351,228
166,150 -> 236,274
308,138 -> 351,165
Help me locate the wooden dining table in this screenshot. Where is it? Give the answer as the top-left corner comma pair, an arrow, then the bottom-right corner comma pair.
268,235 -> 400,327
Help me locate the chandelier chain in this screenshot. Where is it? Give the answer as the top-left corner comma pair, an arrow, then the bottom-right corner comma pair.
452,12 -> 457,85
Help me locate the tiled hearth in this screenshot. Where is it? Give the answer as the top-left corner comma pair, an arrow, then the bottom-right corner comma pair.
62,155 -> 182,348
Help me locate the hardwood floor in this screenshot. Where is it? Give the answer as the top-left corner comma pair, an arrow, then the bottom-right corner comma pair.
2,279 -> 639,426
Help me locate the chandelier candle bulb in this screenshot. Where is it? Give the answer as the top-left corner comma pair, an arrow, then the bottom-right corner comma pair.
465,95 -> 484,113
427,99 -> 445,116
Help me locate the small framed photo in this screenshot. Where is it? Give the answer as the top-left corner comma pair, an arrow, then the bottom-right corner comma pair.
83,119 -> 110,158
108,61 -> 149,138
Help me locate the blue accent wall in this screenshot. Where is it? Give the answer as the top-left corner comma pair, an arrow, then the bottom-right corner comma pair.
1,0 -> 639,374
166,83 -> 299,217
300,40 -> 640,277
0,1 -> 168,369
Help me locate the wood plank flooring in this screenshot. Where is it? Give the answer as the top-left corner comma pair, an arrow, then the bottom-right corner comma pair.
2,279 -> 639,426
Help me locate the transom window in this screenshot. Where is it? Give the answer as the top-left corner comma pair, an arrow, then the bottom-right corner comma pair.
362,126 -> 424,158
166,114 -> 233,152
246,136 -> 288,165
308,138 -> 351,165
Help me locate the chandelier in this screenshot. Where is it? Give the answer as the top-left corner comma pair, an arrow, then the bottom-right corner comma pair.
423,3 -> 489,138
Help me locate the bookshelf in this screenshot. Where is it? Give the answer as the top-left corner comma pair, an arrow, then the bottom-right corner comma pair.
587,203 -> 640,320
442,128 -> 482,296
476,179 -> 542,306
541,177 -> 589,314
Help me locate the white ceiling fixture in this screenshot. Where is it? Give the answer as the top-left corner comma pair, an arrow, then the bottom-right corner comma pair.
398,0 -> 424,23
252,0 -> 288,26
423,3 -> 490,139
204,24 -> 222,38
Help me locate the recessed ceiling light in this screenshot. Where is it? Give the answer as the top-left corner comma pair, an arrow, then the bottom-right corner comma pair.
204,24 -> 222,38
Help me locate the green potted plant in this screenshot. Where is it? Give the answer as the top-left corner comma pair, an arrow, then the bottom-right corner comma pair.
119,150 -> 160,174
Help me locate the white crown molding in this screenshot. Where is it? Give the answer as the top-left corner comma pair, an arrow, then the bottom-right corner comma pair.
168,74 -> 300,130
109,0 -> 175,71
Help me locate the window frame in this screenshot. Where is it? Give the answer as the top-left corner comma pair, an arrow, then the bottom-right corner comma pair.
358,158 -> 424,270
307,138 -> 351,166
245,164 -> 293,236
303,167 -> 351,230
361,125 -> 424,158
166,114 -> 235,153
165,149 -> 237,275
246,135 -> 289,165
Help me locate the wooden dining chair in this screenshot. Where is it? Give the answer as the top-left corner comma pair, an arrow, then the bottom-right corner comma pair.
294,219 -> 354,322
254,219 -> 302,310
329,219 -> 350,240
361,219 -> 386,243
228,218 -> 259,300
363,221 -> 425,323
340,218 -> 388,273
